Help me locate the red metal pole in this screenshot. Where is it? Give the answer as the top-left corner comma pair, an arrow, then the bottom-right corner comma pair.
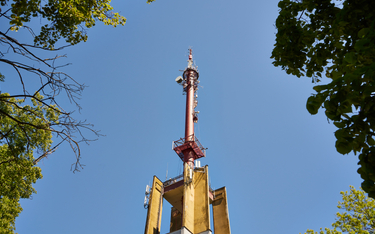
172,49 -> 204,168
185,70 -> 195,142
184,49 -> 197,168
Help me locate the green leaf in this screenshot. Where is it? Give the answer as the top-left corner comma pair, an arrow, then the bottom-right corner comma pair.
333,121 -> 346,128
331,70 -> 342,80
313,85 -> 328,92
358,28 -> 370,38
306,96 -> 321,115
335,139 -> 352,155
344,52 -> 356,64
368,136 -> 375,146
335,128 -> 346,140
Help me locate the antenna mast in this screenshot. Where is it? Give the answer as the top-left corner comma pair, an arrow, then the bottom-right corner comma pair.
173,49 -> 205,169
184,48 -> 197,142
144,49 -> 231,234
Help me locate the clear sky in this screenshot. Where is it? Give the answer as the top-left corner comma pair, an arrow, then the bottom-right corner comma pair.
3,0 -> 362,233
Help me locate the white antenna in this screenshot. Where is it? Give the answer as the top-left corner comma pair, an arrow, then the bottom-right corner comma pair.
144,184 -> 151,209
166,163 -> 168,180
189,166 -> 193,180
145,185 -> 150,194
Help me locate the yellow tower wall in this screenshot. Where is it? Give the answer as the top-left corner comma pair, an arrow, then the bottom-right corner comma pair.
144,176 -> 163,234
193,166 -> 210,233
182,163 -> 195,233
212,187 -> 231,234
181,164 -> 211,234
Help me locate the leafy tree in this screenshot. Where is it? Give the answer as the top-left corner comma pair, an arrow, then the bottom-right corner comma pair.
0,0 -> 126,232
271,0 -> 375,198
1,0 -> 126,166
302,186 -> 375,234
2,0 -> 126,48
0,93 -> 57,233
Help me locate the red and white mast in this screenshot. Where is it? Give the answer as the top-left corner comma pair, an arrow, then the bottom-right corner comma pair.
144,50 -> 231,234
184,49 -> 196,142
173,49 -> 205,169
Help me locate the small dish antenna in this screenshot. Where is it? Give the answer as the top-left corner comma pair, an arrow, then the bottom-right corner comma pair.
175,76 -> 183,84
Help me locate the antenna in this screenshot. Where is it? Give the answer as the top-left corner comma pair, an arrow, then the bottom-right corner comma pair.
172,48 -> 206,170
175,76 -> 183,84
144,184 -> 151,209
166,163 -> 168,180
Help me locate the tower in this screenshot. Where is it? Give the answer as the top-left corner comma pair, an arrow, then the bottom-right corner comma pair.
144,49 -> 231,234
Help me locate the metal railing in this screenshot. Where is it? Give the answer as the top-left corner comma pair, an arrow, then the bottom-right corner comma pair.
163,174 -> 183,187
172,134 -> 206,156
163,171 -> 216,199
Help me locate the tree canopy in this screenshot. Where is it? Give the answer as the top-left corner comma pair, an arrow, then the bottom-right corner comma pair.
302,186 -> 375,234
0,0 -> 126,232
271,0 -> 375,198
0,93 -> 56,233
2,0 -> 126,49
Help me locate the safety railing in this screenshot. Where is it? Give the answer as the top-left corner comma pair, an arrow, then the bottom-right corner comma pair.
163,174 -> 183,187
172,134 -> 206,157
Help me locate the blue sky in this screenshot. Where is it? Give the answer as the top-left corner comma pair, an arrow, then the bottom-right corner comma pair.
2,0 -> 363,233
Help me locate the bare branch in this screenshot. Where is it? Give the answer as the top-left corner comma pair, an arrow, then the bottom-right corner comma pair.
33,142 -> 61,165
0,27 -> 100,172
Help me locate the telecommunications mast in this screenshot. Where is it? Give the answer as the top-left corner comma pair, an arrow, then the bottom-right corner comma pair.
144,49 -> 231,234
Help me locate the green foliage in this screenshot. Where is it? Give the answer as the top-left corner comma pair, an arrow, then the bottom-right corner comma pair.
0,0 -> 129,232
271,0 -> 375,198
301,186 -> 375,234
0,93 -> 60,233
0,197 -> 22,234
1,0 -> 126,48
